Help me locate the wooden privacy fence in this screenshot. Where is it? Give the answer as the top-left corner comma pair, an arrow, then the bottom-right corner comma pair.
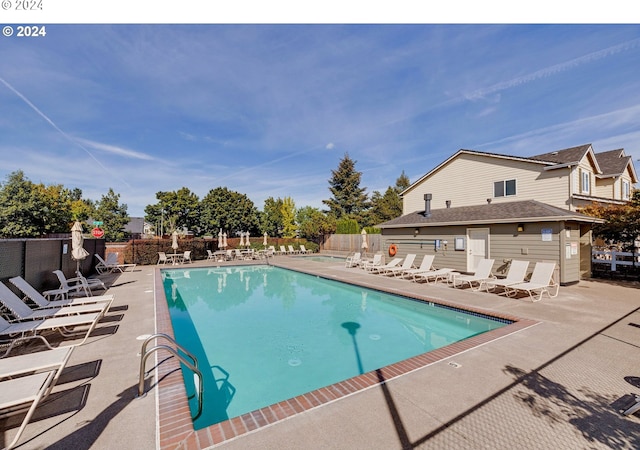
322,234 -> 382,254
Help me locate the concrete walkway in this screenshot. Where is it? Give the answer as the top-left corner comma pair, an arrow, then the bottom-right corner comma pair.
2,256 -> 640,449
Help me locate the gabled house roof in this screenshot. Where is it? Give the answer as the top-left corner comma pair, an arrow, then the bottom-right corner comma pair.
377,200 -> 604,229
402,143 -> 637,197
592,148 -> 638,182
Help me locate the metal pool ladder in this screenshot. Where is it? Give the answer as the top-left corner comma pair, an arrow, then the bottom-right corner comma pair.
137,333 -> 203,420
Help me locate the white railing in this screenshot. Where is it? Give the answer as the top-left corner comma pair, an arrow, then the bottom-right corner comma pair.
592,250 -> 640,271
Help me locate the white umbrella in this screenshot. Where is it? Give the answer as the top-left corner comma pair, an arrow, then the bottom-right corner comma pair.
171,230 -> 179,253
71,221 -> 90,272
239,232 -> 245,247
218,229 -> 223,250
361,228 -> 369,251
222,232 -> 228,249
245,231 -> 250,247
263,232 -> 268,247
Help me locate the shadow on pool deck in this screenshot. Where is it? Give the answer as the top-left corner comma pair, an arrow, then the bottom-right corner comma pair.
2,257 -> 640,449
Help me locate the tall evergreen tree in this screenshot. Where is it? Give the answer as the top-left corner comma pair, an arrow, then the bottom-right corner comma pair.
323,153 -> 369,221
94,188 -> 130,242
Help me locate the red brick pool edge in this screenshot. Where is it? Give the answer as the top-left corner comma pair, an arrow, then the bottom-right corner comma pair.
153,267 -> 538,449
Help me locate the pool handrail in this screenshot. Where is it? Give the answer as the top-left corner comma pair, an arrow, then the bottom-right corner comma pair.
137,333 -> 203,420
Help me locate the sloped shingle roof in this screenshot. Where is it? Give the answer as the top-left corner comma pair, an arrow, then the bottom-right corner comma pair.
377,200 -> 603,228
529,144 -> 592,164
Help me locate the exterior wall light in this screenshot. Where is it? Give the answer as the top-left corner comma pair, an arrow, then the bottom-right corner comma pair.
517,223 -> 525,232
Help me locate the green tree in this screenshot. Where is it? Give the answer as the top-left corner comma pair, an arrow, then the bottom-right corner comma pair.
581,191 -> 640,252
0,170 -> 76,237
281,196 -> 297,238
322,153 -> 369,221
297,206 -> 336,242
94,188 -> 130,242
366,171 -> 409,226
261,197 -> 284,237
199,187 -> 260,236
145,188 -> 200,235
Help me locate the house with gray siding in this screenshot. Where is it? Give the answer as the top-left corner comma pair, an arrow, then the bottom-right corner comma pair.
377,144 -> 637,285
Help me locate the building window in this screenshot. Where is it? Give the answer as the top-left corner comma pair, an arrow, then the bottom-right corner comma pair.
494,179 -> 516,197
622,180 -> 630,200
581,170 -> 590,194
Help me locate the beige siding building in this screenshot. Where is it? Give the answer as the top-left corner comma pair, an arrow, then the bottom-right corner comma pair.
379,144 -> 638,285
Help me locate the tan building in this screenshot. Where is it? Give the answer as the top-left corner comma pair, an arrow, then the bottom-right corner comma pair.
378,144 -> 638,284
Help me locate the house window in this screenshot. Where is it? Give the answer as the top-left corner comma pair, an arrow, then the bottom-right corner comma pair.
581,170 -> 590,194
622,180 -> 630,200
494,179 -> 516,197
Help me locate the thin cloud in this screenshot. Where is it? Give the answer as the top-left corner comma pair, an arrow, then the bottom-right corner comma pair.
0,76 -> 132,189
74,137 -> 157,161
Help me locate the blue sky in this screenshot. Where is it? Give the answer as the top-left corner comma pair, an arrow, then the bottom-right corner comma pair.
1,24 -> 640,217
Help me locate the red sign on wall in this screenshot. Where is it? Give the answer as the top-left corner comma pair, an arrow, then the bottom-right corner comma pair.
91,227 -> 104,238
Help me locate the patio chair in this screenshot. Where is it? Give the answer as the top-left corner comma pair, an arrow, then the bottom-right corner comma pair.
206,250 -> 215,260
504,261 -> 559,302
279,245 -> 288,255
95,254 -> 136,273
157,252 -> 168,265
400,255 -> 435,278
412,267 -> 456,284
299,245 -> 310,254
9,276 -> 114,312
369,257 -> 403,274
0,346 -> 75,449
450,258 -> 495,290
345,252 -> 361,268
288,245 -> 299,255
0,282 -> 109,321
53,270 -> 105,298
75,271 -> 107,292
183,250 -> 193,264
362,253 -> 383,272
0,311 -> 102,349
226,250 -> 234,260
383,253 -> 417,277
479,260 -> 530,293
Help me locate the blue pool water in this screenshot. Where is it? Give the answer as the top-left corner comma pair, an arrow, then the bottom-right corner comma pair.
161,265 -> 508,429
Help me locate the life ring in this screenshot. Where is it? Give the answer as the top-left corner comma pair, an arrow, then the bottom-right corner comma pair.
389,244 -> 398,257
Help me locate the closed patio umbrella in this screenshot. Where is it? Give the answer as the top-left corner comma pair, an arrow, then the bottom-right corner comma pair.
263,232 -> 268,247
71,221 -> 90,272
222,232 -> 227,249
239,232 -> 245,247
361,229 -> 368,251
171,231 -> 179,253
218,229 -> 223,250
245,232 -> 250,247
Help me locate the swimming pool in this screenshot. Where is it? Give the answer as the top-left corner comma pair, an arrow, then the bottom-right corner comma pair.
161,265 -> 509,430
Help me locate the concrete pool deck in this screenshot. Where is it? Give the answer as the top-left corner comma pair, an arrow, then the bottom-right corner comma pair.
2,254 -> 640,449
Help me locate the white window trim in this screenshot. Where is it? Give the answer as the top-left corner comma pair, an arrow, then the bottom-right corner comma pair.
493,179 -> 517,198
622,179 -> 630,200
581,171 -> 590,194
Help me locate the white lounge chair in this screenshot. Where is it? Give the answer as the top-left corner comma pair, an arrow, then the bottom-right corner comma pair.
288,245 -> 299,254
9,276 -> 114,311
0,346 -> 75,450
412,267 -> 455,284
400,255 -> 435,278
279,245 -> 288,255
95,253 -> 136,273
369,258 -> 403,274
0,282 -> 109,321
504,261 -> 559,302
362,254 -> 383,272
206,250 -> 215,260
0,312 -> 102,348
479,260 -> 530,293
182,250 -> 193,263
345,252 -> 361,268
299,245 -> 310,254
383,254 -> 417,277
450,258 -> 495,290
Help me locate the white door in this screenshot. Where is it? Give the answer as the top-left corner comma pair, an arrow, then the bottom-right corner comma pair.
467,228 -> 489,272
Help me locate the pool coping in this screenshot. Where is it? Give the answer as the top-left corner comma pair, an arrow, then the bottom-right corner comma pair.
154,264 -> 538,449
